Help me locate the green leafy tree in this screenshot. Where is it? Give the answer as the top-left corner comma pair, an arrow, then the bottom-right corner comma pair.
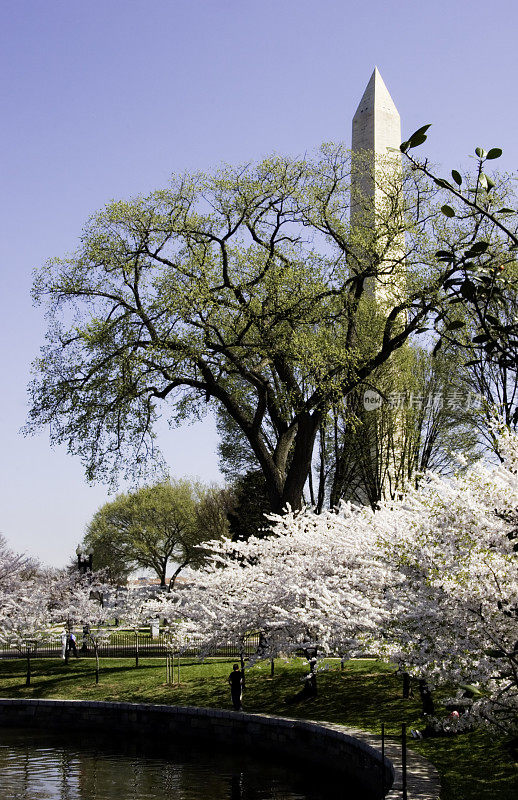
399,127 -> 518,458
400,127 -> 518,370
216,410 -> 261,482
226,470 -> 272,542
325,345 -> 480,509
217,344 -> 479,514
450,261 -> 517,453
28,144 -> 488,511
83,479 -> 228,587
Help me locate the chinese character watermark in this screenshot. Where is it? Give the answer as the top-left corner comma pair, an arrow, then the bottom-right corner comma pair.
363,390 -> 483,412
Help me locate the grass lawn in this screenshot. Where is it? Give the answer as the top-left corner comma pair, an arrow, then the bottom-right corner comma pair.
0,655 -> 516,800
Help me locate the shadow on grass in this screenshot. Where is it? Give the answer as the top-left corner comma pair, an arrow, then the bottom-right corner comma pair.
1,657 -> 516,800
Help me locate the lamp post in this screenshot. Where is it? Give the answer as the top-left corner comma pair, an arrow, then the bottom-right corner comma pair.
75,545 -> 94,653
76,545 -> 93,574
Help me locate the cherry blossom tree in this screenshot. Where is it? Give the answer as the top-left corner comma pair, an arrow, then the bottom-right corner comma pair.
175,503 -> 392,692
0,537 -> 48,685
117,588 -> 159,667
375,426 -> 518,730
173,429 -> 517,728
0,581 -> 52,686
0,534 -> 35,594
145,592 -> 202,683
0,535 -> 40,628
49,571 -> 111,683
163,618 -> 201,685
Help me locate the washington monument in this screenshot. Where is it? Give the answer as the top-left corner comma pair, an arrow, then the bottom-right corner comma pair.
352,67 -> 401,165
347,68 -> 407,504
351,68 -> 405,306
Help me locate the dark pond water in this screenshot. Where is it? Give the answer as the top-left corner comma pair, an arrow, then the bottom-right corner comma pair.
0,727 -> 354,800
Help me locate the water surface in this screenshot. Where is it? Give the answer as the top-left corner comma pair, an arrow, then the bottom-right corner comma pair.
0,727 -> 353,799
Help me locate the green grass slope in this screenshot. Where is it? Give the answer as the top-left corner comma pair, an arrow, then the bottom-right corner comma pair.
0,656 -> 516,800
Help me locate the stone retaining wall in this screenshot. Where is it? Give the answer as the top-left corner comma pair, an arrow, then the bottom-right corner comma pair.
0,699 -> 394,798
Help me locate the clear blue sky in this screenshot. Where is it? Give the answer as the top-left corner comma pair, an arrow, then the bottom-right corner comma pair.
1,0 -> 516,566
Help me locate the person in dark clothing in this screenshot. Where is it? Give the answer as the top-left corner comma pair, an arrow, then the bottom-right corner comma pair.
305,654 -> 318,697
68,632 -> 79,658
402,671 -> 413,699
418,679 -> 435,715
228,664 -> 243,711
81,624 -> 90,653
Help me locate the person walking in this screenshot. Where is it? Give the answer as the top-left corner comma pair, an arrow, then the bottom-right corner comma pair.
68,631 -> 79,658
228,664 -> 243,711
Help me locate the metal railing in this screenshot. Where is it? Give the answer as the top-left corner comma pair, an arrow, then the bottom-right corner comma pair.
0,632 -> 261,660
380,721 -> 408,800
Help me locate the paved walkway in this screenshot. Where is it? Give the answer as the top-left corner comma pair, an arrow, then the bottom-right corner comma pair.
317,721 -> 441,800
245,711 -> 441,800
0,694 -> 441,798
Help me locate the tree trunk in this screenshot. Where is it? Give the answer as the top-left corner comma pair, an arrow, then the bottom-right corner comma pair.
246,410 -> 321,514
239,647 -> 246,689
160,565 -> 167,587
303,649 -> 318,697
168,560 -> 189,592
135,632 -> 139,668
308,468 -> 316,506
330,415 -> 350,509
26,651 -> 31,687
316,424 -> 327,513
278,412 -> 321,512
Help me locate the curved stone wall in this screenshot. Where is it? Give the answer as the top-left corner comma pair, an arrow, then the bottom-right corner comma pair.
0,698 -> 394,798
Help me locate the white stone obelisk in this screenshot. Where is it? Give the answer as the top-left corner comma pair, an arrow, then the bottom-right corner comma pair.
351,68 -> 404,304
352,67 -> 401,167
350,69 -> 407,505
